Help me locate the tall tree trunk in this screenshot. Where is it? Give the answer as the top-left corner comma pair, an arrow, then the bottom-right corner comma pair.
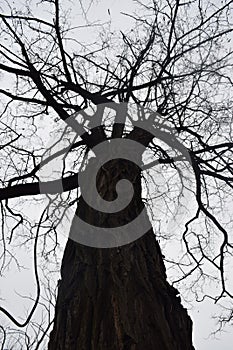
48,155 -> 195,350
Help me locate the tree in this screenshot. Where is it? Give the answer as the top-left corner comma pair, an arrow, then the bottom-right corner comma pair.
0,0 -> 233,348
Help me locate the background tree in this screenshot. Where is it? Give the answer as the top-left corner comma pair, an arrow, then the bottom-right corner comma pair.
0,0 -> 233,349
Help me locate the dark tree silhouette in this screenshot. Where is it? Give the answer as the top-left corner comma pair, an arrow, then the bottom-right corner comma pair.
0,0 -> 233,349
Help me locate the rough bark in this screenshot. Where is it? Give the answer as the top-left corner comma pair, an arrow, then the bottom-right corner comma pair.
48,154 -> 195,350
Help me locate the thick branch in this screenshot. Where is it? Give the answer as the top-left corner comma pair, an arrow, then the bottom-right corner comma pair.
0,174 -> 79,201
0,62 -> 30,76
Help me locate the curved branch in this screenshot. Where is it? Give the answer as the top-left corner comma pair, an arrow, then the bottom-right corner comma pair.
0,205 -> 47,327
